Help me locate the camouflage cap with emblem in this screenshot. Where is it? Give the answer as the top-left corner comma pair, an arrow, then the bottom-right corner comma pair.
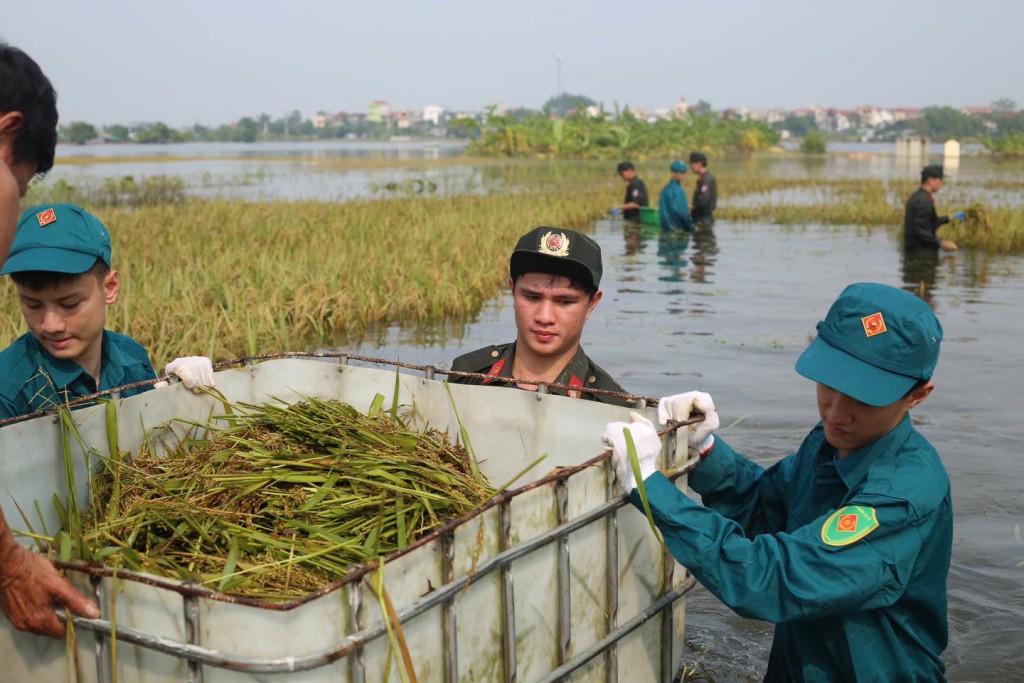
510,226 -> 603,291
0,203 -> 113,275
795,282 -> 942,406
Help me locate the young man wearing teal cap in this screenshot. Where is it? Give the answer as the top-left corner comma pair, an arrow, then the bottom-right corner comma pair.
0,203 -> 215,420
603,282 -> 951,681
658,160 -> 696,232
449,226 -> 632,407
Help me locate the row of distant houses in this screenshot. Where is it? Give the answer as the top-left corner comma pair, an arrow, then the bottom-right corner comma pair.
309,98 -> 1002,133
312,101 -> 474,130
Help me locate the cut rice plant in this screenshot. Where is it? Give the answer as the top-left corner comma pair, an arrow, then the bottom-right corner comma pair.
76,394 -> 495,600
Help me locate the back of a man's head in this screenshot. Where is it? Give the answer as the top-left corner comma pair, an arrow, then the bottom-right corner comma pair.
0,43 -> 59,174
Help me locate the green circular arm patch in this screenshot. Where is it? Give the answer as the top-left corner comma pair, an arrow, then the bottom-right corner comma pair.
821,505 -> 879,547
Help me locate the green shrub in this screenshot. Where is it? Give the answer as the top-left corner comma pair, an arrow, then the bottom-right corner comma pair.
800,131 -> 828,154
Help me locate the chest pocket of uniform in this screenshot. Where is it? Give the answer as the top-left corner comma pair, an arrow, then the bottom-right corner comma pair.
788,466 -> 848,531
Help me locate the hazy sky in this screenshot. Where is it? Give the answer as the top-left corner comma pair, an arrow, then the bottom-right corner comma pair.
5,0 -> 1024,127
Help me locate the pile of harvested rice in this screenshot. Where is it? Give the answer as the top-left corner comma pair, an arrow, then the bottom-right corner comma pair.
80,395 -> 493,600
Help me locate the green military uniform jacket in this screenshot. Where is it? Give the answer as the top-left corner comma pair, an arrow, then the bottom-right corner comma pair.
623,177 -> 650,222
449,342 -> 633,408
632,415 -> 951,682
903,187 -> 948,251
0,331 -> 157,420
658,180 -> 696,232
691,171 -> 718,226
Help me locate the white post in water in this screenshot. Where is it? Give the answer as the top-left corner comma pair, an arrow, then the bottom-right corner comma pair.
944,139 -> 961,172
896,135 -> 930,159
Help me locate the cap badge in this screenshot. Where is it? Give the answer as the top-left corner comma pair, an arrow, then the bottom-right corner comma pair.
861,312 -> 887,337
538,231 -> 570,258
37,208 -> 57,227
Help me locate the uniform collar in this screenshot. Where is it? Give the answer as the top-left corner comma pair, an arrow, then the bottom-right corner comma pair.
26,331 -> 121,391
831,414 -> 914,490
497,342 -> 590,391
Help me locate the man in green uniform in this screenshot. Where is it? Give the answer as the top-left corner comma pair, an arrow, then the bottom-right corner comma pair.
611,161 -> 649,222
449,227 -> 632,407
0,42 -> 101,638
658,161 -> 696,232
904,164 -> 962,253
603,282 -> 951,682
0,203 -> 215,420
688,152 -> 717,227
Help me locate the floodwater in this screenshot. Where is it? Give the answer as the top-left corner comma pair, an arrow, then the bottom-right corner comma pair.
43,143 -> 1024,680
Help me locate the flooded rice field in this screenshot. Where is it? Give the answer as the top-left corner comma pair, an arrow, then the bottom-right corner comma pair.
42,143 -> 1024,680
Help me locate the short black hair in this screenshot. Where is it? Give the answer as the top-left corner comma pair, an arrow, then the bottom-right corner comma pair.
921,165 -> 944,183
689,152 -> 708,166
10,259 -> 108,291
0,43 -> 59,174
616,161 -> 634,174
511,272 -> 598,299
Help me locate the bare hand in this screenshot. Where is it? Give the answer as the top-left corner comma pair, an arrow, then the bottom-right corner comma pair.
0,542 -> 99,638
940,240 -> 958,252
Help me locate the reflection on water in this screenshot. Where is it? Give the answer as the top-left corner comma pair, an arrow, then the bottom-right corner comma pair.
902,249 -> 941,305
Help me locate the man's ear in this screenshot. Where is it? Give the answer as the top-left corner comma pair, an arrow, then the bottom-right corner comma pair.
585,290 -> 603,321
0,111 -> 24,136
0,111 -> 24,166
906,382 -> 935,410
103,270 -> 121,305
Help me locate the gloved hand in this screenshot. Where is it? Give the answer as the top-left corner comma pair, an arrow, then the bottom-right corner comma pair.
951,211 -> 966,222
609,207 -> 623,217
602,411 -> 662,494
163,356 -> 215,392
656,391 -> 720,457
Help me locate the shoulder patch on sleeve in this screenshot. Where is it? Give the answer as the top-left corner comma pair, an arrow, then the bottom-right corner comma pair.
821,505 -> 879,547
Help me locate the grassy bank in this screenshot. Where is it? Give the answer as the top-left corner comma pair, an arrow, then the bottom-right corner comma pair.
1,187 -> 609,366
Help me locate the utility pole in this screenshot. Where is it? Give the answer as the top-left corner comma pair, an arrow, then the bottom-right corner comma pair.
556,53 -> 562,96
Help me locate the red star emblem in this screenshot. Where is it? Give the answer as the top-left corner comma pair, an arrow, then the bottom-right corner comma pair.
36,208 -> 57,227
837,514 -> 859,532
861,312 -> 887,338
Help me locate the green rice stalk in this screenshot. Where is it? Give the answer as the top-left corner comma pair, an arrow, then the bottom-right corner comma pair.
371,559 -> 417,683
625,429 -> 663,547
444,383 -> 485,487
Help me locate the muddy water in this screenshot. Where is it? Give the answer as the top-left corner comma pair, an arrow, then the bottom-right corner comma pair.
351,218 -> 1024,682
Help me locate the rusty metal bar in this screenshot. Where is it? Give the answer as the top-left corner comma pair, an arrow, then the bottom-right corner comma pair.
441,531 -> 457,683
556,479 -> 571,665
499,500 -> 517,683
184,593 -> 202,682
604,458 -> 620,683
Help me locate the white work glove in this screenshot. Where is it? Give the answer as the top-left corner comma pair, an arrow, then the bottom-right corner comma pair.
163,357 -> 215,392
656,391 -> 719,457
602,411 -> 662,494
